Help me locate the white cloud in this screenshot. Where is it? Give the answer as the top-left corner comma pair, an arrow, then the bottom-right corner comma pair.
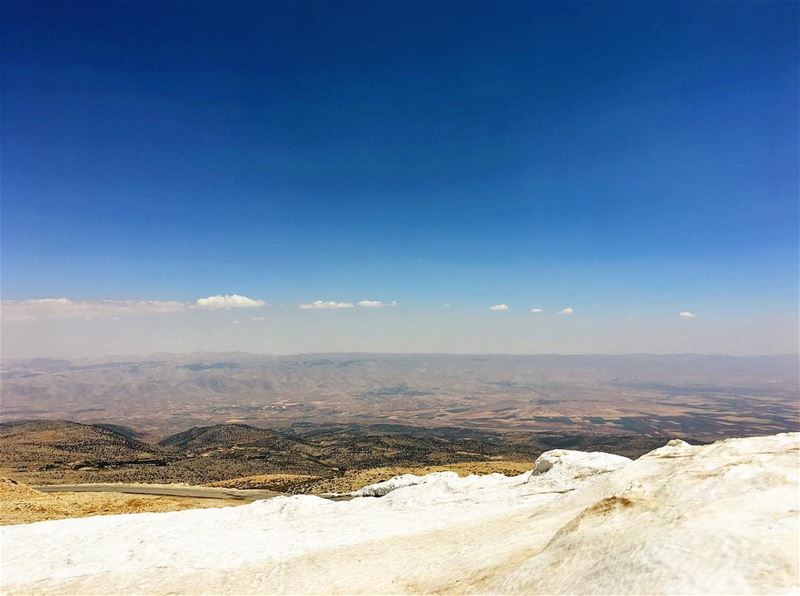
530,308 -> 543,313
1,298 -> 188,322
489,304 -> 509,312
357,300 -> 398,308
251,316 -> 266,321
559,307 -> 574,315
442,304 -> 452,308
679,311 -> 697,318
298,300 -> 355,310
195,294 -> 266,310
2,293 -> 268,321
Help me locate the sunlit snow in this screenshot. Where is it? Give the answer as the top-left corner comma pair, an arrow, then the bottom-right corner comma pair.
2,433 -> 797,594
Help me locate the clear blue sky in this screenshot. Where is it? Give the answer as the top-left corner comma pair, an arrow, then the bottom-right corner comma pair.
1,1 -> 798,356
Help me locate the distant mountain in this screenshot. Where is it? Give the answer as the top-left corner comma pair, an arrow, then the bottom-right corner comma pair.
1,353 -> 797,439
159,423 -> 301,451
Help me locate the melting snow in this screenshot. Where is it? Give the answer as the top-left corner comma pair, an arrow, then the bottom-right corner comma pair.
1,433 -> 798,594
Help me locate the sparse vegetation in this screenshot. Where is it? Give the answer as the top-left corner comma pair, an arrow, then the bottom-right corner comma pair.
0,419 -> 671,488
0,477 -> 237,525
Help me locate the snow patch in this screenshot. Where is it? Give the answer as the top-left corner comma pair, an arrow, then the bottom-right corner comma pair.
530,449 -> 630,479
2,433 -> 797,595
342,473 -> 436,497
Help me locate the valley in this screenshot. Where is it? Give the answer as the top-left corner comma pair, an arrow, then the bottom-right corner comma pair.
0,419 -> 664,492
2,352 -> 796,516
2,353 -> 797,441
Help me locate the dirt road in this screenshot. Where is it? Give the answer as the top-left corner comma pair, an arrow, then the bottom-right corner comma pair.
34,484 -> 278,501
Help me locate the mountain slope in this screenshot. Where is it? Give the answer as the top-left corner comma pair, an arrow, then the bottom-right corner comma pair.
158,423 -> 333,478
158,423 -> 305,453
2,433 -> 797,594
0,420 -> 167,470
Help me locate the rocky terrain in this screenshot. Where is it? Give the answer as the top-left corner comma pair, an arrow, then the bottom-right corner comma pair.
0,420 -> 168,473
0,419 -> 667,488
2,432 -> 797,594
0,478 -> 237,525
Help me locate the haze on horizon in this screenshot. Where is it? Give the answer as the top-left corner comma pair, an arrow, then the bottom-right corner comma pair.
1,1 -> 798,358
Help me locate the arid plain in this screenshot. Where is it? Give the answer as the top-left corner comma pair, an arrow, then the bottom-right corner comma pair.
1,353 -> 797,501
3,353 -> 796,440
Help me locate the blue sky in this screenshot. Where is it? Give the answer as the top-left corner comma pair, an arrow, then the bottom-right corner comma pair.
1,1 -> 798,356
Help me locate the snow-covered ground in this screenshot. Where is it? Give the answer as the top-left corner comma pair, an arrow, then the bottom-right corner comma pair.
2,433 -> 798,594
